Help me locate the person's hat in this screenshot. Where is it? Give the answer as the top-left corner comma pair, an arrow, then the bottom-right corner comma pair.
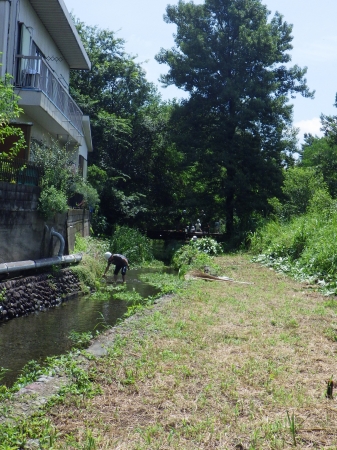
104,252 -> 112,260
197,219 -> 201,223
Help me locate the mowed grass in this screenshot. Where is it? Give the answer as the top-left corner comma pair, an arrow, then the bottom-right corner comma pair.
48,255 -> 337,449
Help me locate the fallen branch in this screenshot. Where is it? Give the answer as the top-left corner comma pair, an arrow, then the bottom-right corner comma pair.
186,270 -> 253,285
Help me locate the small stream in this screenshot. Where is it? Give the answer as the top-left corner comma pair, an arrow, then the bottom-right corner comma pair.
0,268 -> 162,387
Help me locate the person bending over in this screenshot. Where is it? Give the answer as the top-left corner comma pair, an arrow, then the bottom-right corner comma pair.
103,252 -> 129,283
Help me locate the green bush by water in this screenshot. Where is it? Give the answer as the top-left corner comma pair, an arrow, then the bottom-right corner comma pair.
110,225 -> 154,265
191,237 -> 223,256
71,235 -> 110,292
68,331 -> 94,349
171,238 -> 222,276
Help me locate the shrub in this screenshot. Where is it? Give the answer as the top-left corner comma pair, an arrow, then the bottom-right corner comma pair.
250,216 -> 311,261
307,189 -> 334,216
172,244 -> 200,270
249,220 -> 284,255
73,233 -> 88,253
110,226 -> 153,265
299,212 -> 337,275
70,179 -> 100,209
31,138 -> 99,217
38,186 -> 68,219
0,71 -> 26,158
190,237 -> 223,256
171,240 -> 220,275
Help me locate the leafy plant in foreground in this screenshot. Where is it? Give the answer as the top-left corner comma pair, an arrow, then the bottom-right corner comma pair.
68,330 -> 93,349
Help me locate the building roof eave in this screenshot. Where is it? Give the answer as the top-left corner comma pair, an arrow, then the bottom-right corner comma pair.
29,0 -> 91,70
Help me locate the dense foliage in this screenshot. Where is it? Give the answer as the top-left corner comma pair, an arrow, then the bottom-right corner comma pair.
250,97 -> 337,292
172,237 -> 222,275
250,198 -> 337,294
70,22 -> 183,234
31,139 -> 99,219
0,72 -> 26,157
67,1 -> 324,249
156,0 -> 313,240
109,225 -> 154,265
71,235 -> 110,292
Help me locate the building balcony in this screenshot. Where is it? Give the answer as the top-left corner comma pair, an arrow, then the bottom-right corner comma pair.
15,56 -> 84,144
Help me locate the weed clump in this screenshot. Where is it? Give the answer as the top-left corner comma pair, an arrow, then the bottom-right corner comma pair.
249,199 -> 337,293
172,237 -> 222,276
70,235 -> 109,292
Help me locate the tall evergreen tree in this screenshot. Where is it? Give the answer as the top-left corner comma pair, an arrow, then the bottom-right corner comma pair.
156,0 -> 313,238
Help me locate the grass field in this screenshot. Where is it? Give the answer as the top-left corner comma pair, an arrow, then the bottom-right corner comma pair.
38,254 -> 337,449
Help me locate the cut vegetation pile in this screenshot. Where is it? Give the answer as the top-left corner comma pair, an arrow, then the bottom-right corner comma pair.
36,254 -> 337,449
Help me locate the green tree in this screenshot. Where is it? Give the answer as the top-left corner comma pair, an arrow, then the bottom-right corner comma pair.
70,22 -> 183,232
156,0 -> 313,239
281,166 -> 326,218
320,94 -> 337,147
301,134 -> 337,198
0,72 -> 26,157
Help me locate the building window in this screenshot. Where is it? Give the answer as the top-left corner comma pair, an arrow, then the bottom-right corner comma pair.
17,24 -> 44,88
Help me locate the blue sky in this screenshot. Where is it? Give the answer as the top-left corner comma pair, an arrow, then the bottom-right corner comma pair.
64,0 -> 337,143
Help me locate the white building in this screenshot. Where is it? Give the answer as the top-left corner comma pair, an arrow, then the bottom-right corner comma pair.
0,0 -> 92,178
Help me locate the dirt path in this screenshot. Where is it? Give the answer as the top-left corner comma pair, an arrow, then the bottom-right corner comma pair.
3,254 -> 337,449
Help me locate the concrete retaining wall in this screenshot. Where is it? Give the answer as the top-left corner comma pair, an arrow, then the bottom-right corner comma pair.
67,209 -> 90,255
0,182 -> 90,263
0,181 -> 40,211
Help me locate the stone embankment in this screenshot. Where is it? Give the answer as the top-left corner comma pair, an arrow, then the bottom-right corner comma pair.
0,270 -> 81,322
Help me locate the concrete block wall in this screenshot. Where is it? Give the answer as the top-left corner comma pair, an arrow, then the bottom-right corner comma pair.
67,209 -> 90,254
0,182 -> 40,211
0,182 -> 90,263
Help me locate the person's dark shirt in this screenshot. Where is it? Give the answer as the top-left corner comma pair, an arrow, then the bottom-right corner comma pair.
108,254 -> 128,266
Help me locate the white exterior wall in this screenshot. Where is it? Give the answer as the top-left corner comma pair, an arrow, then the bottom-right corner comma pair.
0,1 -> 11,78
0,0 -> 92,180
0,0 -> 17,76
18,0 -> 70,85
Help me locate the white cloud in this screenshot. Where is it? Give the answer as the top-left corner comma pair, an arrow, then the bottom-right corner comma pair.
294,117 -> 323,142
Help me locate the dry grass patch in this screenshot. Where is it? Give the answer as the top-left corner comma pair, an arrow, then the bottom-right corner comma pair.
48,255 -> 337,449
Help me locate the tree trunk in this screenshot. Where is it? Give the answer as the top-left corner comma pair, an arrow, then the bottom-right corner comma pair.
225,189 -> 234,238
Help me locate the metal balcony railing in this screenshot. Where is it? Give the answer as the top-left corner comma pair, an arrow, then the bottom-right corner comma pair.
0,157 -> 43,187
16,55 -> 83,136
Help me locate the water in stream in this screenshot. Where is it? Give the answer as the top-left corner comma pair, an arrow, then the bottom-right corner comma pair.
0,268 -> 162,387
